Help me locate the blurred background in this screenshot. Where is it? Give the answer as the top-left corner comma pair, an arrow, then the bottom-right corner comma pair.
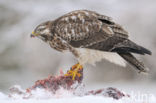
0,0 -> 156,93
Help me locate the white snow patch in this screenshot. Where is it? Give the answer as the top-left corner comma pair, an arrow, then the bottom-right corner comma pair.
0,93 -> 155,103
0,85 -> 155,103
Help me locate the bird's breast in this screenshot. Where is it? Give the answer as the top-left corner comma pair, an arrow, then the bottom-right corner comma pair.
75,48 -> 126,67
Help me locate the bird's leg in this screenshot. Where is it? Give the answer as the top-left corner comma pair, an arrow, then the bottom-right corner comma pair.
65,63 -> 83,80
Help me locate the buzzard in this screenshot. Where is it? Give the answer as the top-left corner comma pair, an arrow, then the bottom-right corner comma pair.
31,10 -> 151,80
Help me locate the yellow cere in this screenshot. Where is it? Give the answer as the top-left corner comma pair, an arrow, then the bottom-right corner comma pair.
31,31 -> 39,36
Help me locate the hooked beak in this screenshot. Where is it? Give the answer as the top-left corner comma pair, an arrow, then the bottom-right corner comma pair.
30,34 -> 35,38
30,31 -> 39,38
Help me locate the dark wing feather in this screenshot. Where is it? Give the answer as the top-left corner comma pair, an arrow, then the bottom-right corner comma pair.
86,36 -> 151,55
111,39 -> 152,55
86,35 -> 125,51
118,53 -> 149,72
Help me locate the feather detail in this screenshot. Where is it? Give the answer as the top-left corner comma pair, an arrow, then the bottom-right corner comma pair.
76,48 -> 126,67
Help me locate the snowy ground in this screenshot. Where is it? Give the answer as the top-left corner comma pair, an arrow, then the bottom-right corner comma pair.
0,92 -> 155,103
0,83 -> 155,103
0,91 -> 155,103
0,94 -> 135,103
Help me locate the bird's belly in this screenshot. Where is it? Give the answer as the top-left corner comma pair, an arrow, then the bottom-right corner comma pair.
75,48 -> 126,67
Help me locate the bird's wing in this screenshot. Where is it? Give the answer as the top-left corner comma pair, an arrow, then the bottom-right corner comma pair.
53,10 -> 128,51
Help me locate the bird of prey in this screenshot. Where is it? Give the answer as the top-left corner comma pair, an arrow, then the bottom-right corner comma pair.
31,10 -> 151,80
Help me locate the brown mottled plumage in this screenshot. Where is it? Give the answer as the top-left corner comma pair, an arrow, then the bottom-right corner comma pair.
31,10 -> 151,73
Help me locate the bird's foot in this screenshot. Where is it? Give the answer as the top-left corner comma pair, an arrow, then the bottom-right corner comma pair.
65,63 -> 83,80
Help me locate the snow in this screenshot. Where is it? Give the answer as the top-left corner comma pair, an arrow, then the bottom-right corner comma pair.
0,85 -> 156,103
0,92 -> 130,103
0,93 -> 155,103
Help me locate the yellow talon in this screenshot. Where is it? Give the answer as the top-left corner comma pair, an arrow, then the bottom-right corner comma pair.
65,63 -> 83,80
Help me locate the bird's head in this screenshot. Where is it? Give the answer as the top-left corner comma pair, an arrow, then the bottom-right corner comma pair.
31,21 -> 51,42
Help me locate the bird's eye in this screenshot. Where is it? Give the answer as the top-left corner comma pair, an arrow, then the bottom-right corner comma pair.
38,28 -> 44,32
37,26 -> 46,32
